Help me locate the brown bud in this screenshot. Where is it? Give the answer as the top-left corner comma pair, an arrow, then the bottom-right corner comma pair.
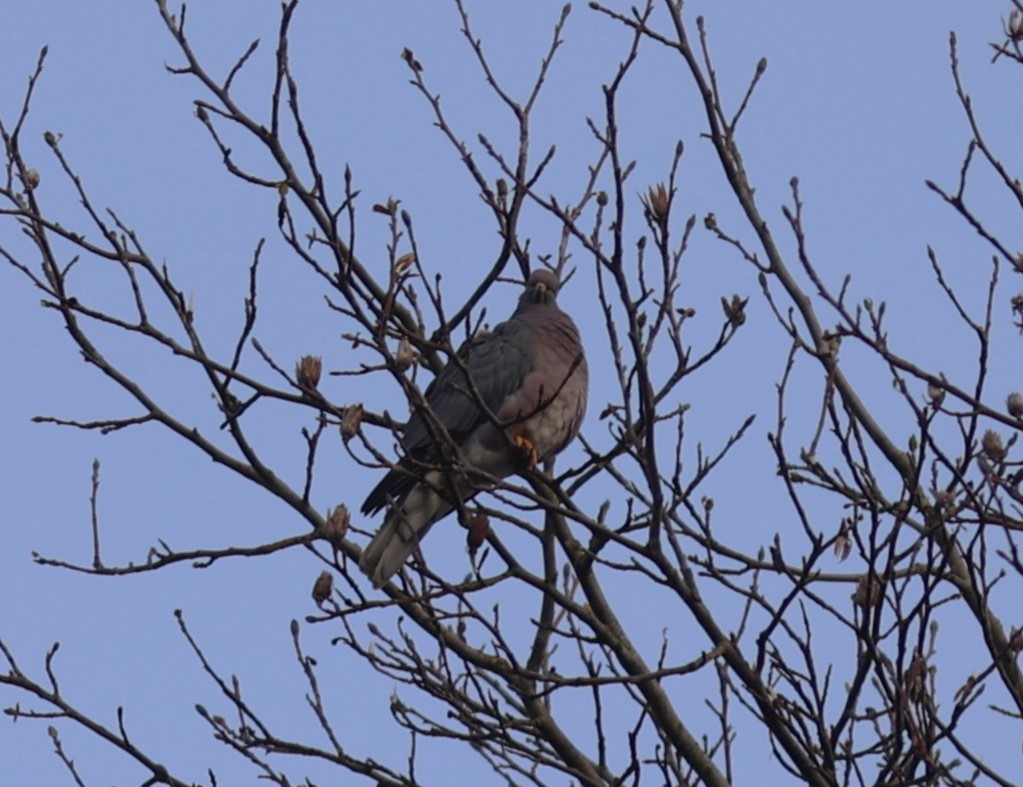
833,532 -> 851,562
1009,9 -> 1023,41
220,392 -> 242,418
394,336 -> 415,372
340,404 -> 363,442
400,47 -> 423,72
393,251 -> 416,277
311,570 -> 333,604
43,130 -> 58,147
296,355 -> 322,391
22,169 -> 40,190
466,511 -> 490,553
982,429 -> 1005,462
323,504 -> 350,544
904,653 -> 925,701
644,183 -> 669,224
721,294 -> 748,328
596,190 -> 608,207
1007,392 -> 1023,419
927,382 -> 945,407
853,576 -> 882,607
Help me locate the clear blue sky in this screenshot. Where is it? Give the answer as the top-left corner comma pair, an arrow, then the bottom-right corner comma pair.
2,2 -> 1020,784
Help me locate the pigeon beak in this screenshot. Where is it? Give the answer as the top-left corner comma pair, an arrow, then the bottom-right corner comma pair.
536,282 -> 548,294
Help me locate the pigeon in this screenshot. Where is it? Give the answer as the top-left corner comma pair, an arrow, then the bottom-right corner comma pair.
359,269 -> 588,588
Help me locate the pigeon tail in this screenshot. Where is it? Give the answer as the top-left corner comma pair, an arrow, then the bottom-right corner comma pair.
359,482 -> 451,588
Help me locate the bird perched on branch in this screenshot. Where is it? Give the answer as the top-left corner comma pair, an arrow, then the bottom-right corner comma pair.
359,269 -> 588,588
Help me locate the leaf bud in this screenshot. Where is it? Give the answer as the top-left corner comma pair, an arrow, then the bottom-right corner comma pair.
1007,391 -> 1023,418
311,571 -> 334,604
982,429 -> 1005,462
295,355 -> 322,391
466,511 -> 490,553
341,404 -> 363,441
323,504 -> 350,544
394,336 -> 415,372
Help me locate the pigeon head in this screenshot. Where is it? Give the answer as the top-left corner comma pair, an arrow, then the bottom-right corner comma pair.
520,269 -> 560,308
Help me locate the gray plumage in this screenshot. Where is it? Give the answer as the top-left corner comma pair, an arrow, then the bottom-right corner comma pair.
359,269 -> 588,588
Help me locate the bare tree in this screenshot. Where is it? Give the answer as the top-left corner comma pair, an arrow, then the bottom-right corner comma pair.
3,1 -> 1023,785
